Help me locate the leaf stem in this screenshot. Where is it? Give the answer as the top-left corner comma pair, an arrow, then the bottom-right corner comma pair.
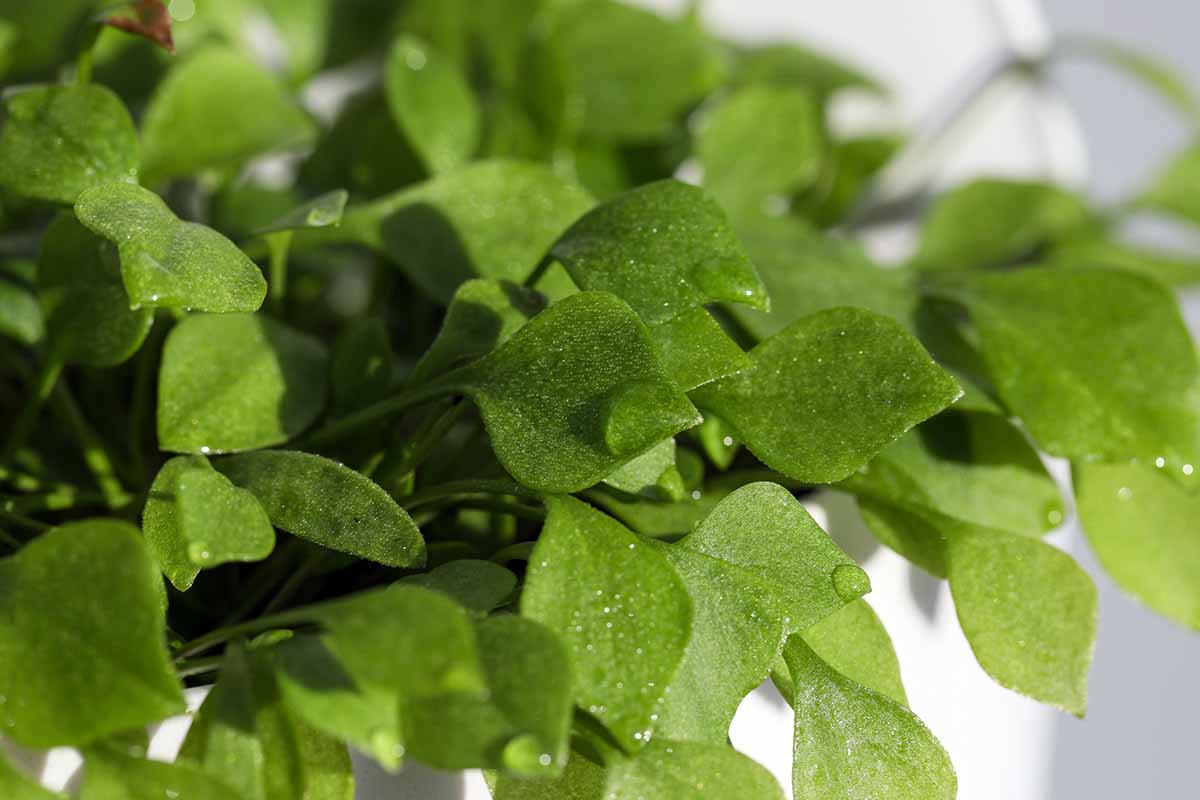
299,380 -> 457,450
175,655 -> 224,680
0,508 -> 50,534
51,382 -> 131,509
4,488 -> 109,514
0,354 -> 64,466
173,606 -> 315,661
218,538 -> 306,626
128,321 -> 166,486
370,400 -> 468,492
261,550 -> 328,616
266,231 -> 294,317
0,526 -> 21,551
400,479 -> 540,509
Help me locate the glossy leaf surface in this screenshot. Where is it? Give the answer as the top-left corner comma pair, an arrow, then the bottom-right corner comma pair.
521,496 -> 692,749
799,599 -> 907,706
255,189 -> 348,236
402,559 -> 517,614
217,450 -> 425,568
445,291 -> 701,493
694,307 -> 960,483
0,83 -> 138,204
648,306 -> 752,391
158,313 -> 328,453
947,530 -> 1096,716
1075,461 -> 1200,630
0,521 -> 183,747
75,182 -> 267,313
550,180 -> 767,325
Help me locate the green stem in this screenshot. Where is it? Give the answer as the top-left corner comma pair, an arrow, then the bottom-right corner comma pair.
400,479 -> 540,509
175,655 -> 224,680
266,231 -> 294,316
5,489 -> 108,515
75,22 -> 102,85
0,526 -> 21,551
0,466 -> 84,495
0,354 -> 64,465
218,538 -> 306,626
128,322 -> 165,486
174,606 -> 316,661
0,508 -> 49,534
51,383 -> 131,509
300,380 -> 457,450
523,251 -> 555,289
372,401 -> 467,492
439,498 -> 544,521
261,550 -> 327,616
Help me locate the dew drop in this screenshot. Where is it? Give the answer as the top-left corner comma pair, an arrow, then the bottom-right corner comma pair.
690,257 -> 763,306
830,563 -> 871,602
501,734 -> 553,775
1184,464 -> 1194,476
187,542 -> 212,564
1155,456 -> 1166,468
1117,486 -> 1133,501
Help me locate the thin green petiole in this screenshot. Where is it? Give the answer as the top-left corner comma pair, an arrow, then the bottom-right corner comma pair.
400,479 -> 540,509
51,383 -> 131,509
0,354 -> 64,466
175,655 -> 224,681
300,380 -> 457,450
266,230 -> 294,316
173,606 -> 315,661
0,508 -> 49,534
261,549 -> 329,616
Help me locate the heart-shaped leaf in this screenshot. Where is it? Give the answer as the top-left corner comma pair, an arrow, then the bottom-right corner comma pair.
521,496 -> 692,749
1075,461 -> 1200,630
679,482 -> 867,633
946,529 -> 1097,716
602,438 -> 681,499
37,213 -> 152,367
0,83 -> 138,205
0,520 -> 184,747
439,291 -> 701,493
216,450 -> 425,568
143,455 -> 275,590
550,180 -> 768,325
927,268 -> 1200,472
385,35 -> 480,174
697,84 -> 822,215
782,636 -> 955,800
158,313 -> 328,453
139,46 -> 315,180
298,160 -> 593,304
693,307 -> 961,484
75,182 -> 267,313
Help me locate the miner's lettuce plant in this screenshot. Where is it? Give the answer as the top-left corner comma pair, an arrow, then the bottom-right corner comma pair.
1,1 -> 1198,798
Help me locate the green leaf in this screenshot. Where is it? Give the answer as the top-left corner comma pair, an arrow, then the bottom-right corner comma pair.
143,455 -> 275,590
301,160 -> 593,304
679,482 -> 866,632
912,180 -> 1097,270
1135,142 -> 1200,226
1075,461 -> 1200,630
79,747 -> 237,800
697,84 -> 822,214
385,35 -> 480,174
843,411 -> 1064,542
403,615 -> 572,775
36,213 -> 152,367
401,558 -> 517,614
75,182 -> 267,313
1044,237 -> 1200,286
550,180 -> 767,325
0,520 -> 184,747
798,135 -> 903,227
521,496 -> 692,749
407,278 -> 545,386
734,42 -> 881,97
157,313 -> 328,454
330,317 -> 394,414
602,438 -> 681,499
0,259 -> 44,345
216,450 -> 425,568
551,0 -> 724,141
178,463 -> 276,570
798,599 -> 907,706
729,214 -> 914,341
648,307 -> 752,392
693,307 -> 961,484
782,636 -> 955,800
272,634 -> 404,771
653,543 -> 787,743
439,291 -> 701,493
0,83 -> 138,204
139,46 -> 315,181
853,497 -> 953,578
493,741 -> 785,800
180,644 -> 353,800
927,268 -> 1200,470
946,529 -> 1097,715
254,189 -> 349,236
0,747 -> 60,800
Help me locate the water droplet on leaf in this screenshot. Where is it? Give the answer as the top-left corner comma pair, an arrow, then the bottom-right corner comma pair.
830,563 -> 871,602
